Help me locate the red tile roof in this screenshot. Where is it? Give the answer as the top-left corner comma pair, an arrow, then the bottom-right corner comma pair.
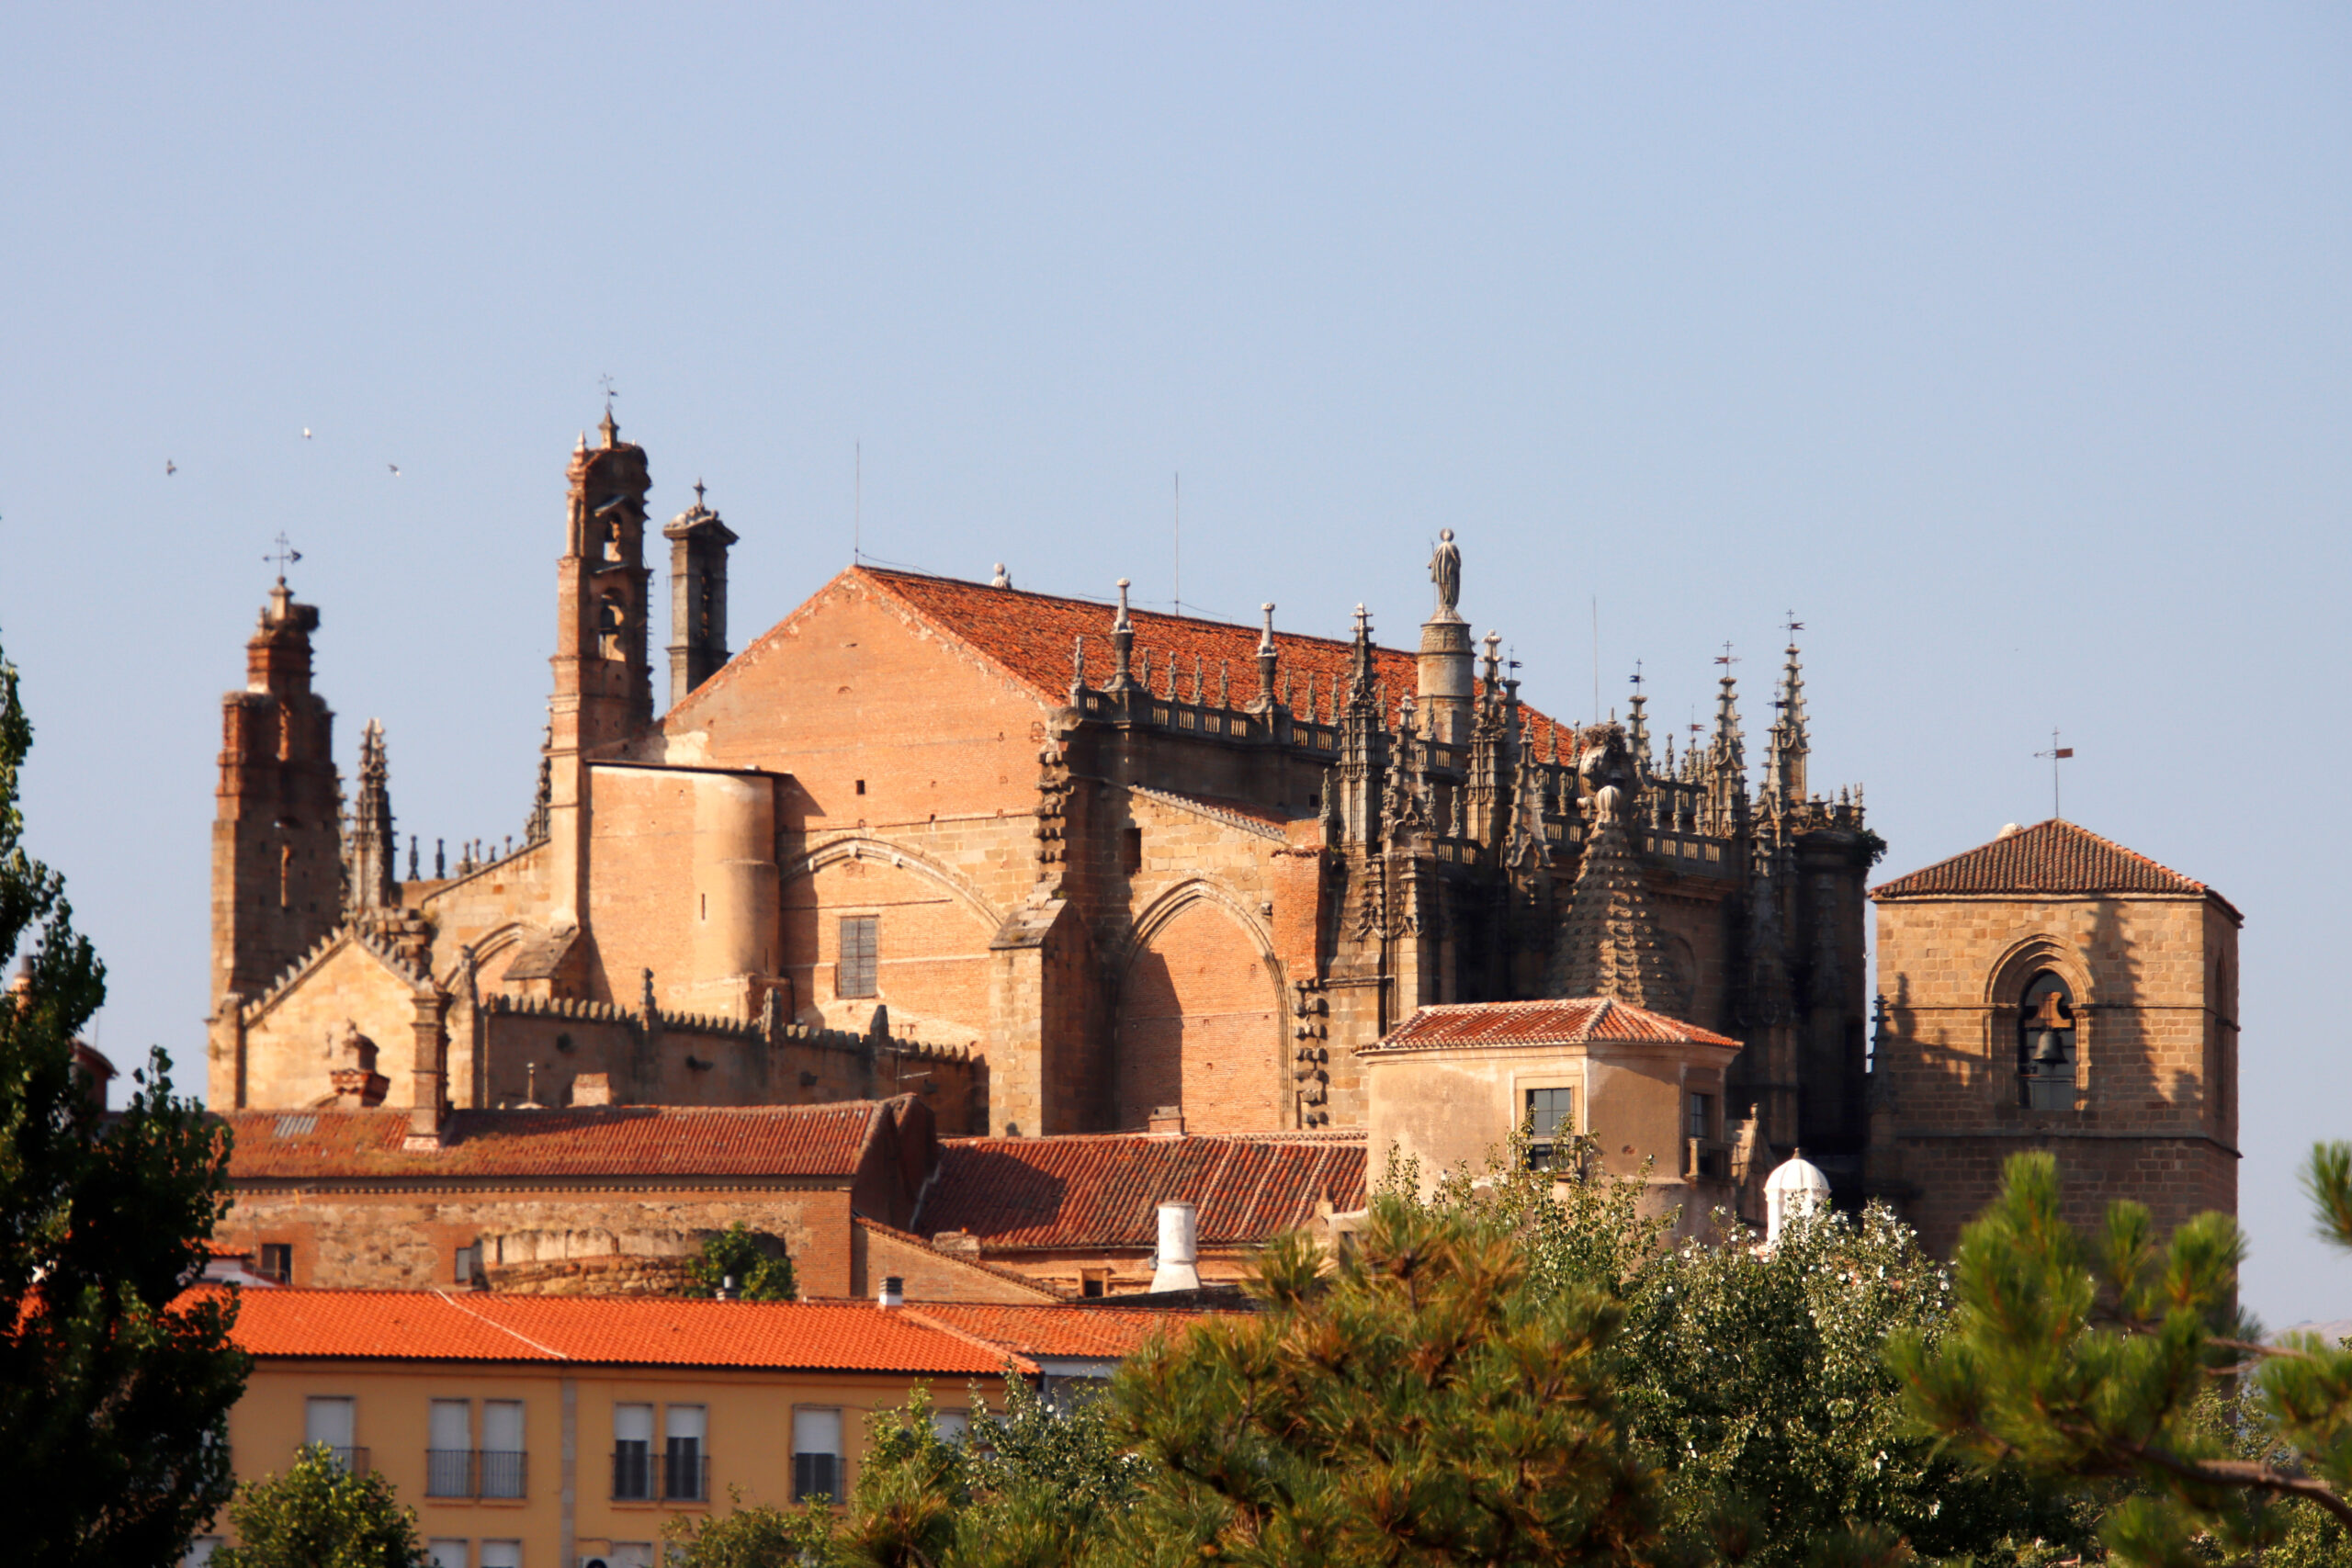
905,1303 -> 1227,1360
1872,818 -> 2225,907
224,1101 -> 899,1181
208,1288 -> 1029,1374
1371,998 -> 1740,1052
848,568 -> 1576,757
914,1133 -> 1366,1252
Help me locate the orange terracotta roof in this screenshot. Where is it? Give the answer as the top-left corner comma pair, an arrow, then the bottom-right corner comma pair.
209,1288 -> 1029,1374
905,1303 -> 1227,1360
1371,998 -> 1740,1052
914,1132 -> 1366,1252
851,568 -> 1577,757
1872,818 -> 2227,908
224,1101 -> 900,1181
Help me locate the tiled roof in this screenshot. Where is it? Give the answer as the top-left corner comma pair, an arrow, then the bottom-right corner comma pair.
914,1133 -> 1366,1251
853,569 -> 1576,757
905,1303 -> 1227,1360
209,1288 -> 1028,1374
1872,818 -> 2222,903
1371,998 -> 1740,1051
224,1101 -> 898,1181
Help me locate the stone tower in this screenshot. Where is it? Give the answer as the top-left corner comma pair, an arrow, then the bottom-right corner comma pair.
209,578 -> 342,1006
546,409 -> 653,925
1867,818 -> 2240,1253
662,480 -> 737,708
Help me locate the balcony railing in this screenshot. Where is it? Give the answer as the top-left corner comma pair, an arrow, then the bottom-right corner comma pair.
611,1449 -> 707,1503
425,1449 -> 527,1499
1684,1138 -> 1731,1181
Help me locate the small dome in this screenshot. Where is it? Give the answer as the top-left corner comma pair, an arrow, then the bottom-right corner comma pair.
1763,1150 -> 1831,1248
1764,1152 -> 1830,1197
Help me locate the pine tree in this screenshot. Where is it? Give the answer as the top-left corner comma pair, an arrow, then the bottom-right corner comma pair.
0,641 -> 250,1565
1890,1147 -> 2352,1564
1109,1194 -> 1667,1568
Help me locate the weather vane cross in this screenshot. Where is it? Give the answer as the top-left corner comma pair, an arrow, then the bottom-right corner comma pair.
1784,610 -> 1805,638
1714,640 -> 1739,669
2033,728 -> 2075,819
264,532 -> 302,581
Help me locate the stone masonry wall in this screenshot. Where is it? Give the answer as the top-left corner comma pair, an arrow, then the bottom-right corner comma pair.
1871,889 -> 2239,1255
219,1185 -> 858,1296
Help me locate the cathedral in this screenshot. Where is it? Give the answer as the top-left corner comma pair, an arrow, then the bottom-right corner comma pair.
206,412 -> 2235,1276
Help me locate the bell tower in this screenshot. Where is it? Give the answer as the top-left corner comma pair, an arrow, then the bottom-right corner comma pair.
209,575 -> 343,1041
546,409 -> 654,926
662,479 -> 737,708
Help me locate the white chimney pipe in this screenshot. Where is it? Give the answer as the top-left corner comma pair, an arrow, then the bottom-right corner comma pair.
877,1275 -> 904,1309
1150,1201 -> 1201,1293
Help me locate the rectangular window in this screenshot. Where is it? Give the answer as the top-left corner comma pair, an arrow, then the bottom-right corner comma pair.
183,1540 -> 223,1567
1524,1088 -> 1574,1168
304,1396 -> 358,1471
664,1404 -> 707,1502
837,916 -> 878,998
427,1400 -> 471,1496
932,1410 -> 970,1444
453,1241 -> 483,1285
612,1403 -> 654,1501
259,1244 -> 293,1283
1687,1092 -> 1714,1142
478,1545 -> 520,1568
793,1407 -> 844,1503
427,1543 -> 469,1568
1121,827 -> 1143,874
481,1400 -> 526,1499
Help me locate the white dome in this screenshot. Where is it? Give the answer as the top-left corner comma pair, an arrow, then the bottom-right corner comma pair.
1765,1153 -> 1830,1197
1763,1151 -> 1831,1247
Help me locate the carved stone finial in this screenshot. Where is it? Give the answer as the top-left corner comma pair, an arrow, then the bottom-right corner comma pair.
991,562 -> 1012,589
1114,579 -> 1133,634
1258,603 -> 1276,656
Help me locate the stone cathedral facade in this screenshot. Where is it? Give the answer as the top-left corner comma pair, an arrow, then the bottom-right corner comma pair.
204,412 -> 1901,1205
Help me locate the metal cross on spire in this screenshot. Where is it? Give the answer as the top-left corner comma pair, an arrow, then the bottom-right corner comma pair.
1714,640 -> 1739,670
2034,728 -> 2075,819
264,533 -> 302,582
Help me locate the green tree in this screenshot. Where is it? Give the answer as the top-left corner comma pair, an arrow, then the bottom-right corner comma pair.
1109,1194 -> 1667,1568
684,1221 -> 797,1301
662,1487 -> 835,1568
210,1445 -> 428,1568
1407,1134 -> 2081,1568
0,643 -> 249,1566
1891,1147 -> 2352,1566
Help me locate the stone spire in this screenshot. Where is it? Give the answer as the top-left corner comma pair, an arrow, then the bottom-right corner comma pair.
1335,604 -> 1388,846
1465,631 -> 1509,850
1705,651 -> 1748,837
1255,603 -> 1280,710
662,479 -> 739,709
1107,580 -> 1136,693
346,718 -> 397,915
1764,637 -> 1808,808
1551,779 -> 1678,1008
1626,668 -> 1652,772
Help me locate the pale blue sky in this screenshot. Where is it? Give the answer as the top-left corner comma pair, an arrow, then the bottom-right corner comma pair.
3,6 -> 2346,1322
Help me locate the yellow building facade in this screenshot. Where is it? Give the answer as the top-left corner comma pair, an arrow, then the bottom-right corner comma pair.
192,1292 -> 1023,1568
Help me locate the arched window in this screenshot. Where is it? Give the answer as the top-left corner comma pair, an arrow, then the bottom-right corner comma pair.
2018,971 -> 2077,1110
596,593 -> 627,660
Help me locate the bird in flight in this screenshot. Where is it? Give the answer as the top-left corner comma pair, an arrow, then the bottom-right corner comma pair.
388,463 -> 401,477
165,459 -> 176,475
302,427 -> 312,440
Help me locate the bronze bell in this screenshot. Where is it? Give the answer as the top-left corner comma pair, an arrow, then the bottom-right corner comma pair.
2032,1027 -> 2067,1066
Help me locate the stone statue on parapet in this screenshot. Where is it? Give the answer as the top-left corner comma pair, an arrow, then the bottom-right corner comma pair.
1430,528 -> 1462,618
